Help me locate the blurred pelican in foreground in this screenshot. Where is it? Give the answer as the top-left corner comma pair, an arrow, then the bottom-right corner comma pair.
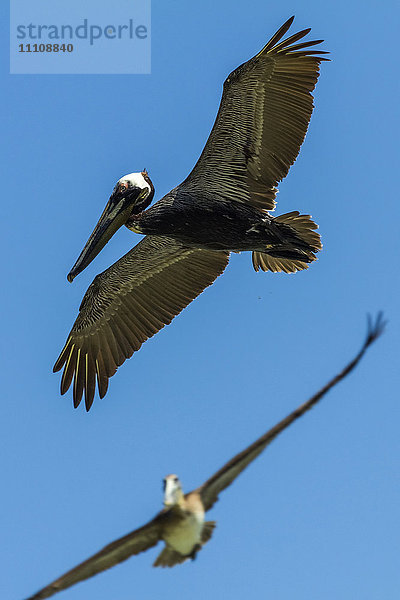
29,315 -> 384,599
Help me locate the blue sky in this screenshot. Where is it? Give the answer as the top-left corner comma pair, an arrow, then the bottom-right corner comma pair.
2,1 -> 399,599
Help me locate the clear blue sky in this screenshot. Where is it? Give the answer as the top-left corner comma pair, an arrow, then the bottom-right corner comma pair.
2,2 -> 399,599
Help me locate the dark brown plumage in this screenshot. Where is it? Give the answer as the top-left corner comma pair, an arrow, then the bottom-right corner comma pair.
54,237 -> 229,409
54,17 -> 328,409
180,16 -> 328,212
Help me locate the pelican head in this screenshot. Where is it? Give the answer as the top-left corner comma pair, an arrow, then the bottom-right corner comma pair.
67,170 -> 154,282
163,474 -> 183,507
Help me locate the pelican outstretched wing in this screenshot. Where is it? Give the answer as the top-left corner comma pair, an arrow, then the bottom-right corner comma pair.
180,16 -> 328,211
54,236 -> 230,410
25,511 -> 168,600
196,314 -> 385,511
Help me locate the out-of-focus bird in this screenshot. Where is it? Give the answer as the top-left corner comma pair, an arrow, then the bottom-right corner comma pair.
28,315 -> 385,599
54,17 -> 328,409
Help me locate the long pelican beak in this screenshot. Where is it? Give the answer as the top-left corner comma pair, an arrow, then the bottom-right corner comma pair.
67,187 -> 144,282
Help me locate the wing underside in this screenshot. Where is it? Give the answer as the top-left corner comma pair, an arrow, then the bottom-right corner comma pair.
54,236 -> 230,410
26,513 -> 168,600
196,315 -> 385,511
181,16 -> 328,211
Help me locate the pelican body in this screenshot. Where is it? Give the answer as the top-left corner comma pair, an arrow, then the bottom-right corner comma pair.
54,17 -> 328,410
27,315 -> 384,599
159,475 -> 208,562
128,189 -> 319,255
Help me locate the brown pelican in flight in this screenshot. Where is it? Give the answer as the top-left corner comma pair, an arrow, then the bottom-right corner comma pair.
54,17 -> 328,409
29,315 -> 384,599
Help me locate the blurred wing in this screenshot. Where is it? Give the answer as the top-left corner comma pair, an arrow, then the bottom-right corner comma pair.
54,236 -> 230,410
180,16 -> 328,211
26,513 -> 167,600
196,314 -> 385,511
